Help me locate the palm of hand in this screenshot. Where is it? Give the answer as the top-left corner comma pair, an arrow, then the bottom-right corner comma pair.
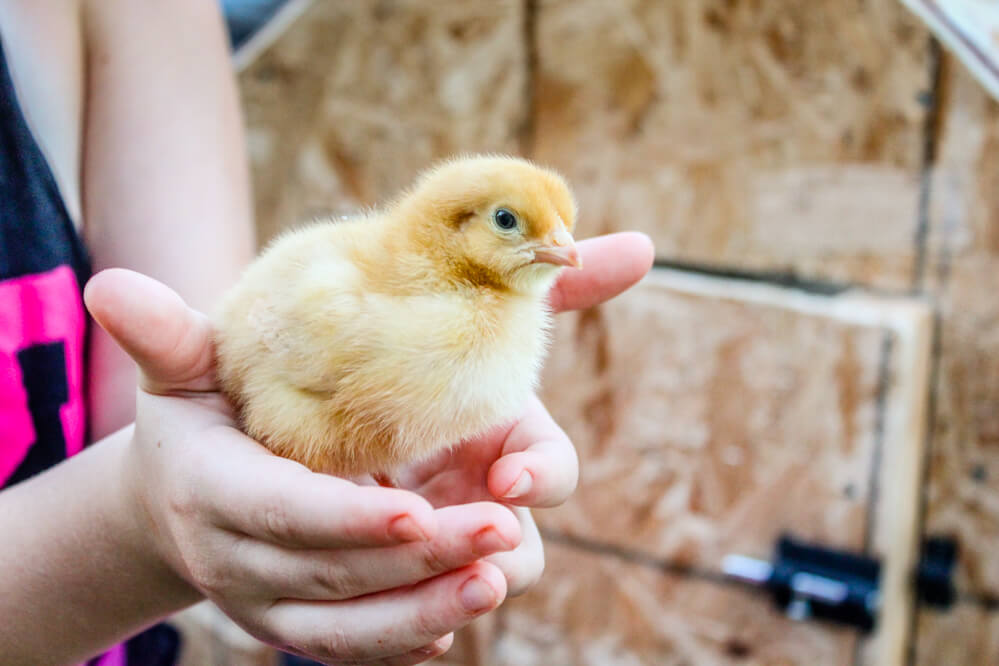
397,422 -> 515,508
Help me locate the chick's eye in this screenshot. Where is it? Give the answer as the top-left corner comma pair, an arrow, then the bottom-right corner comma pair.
493,208 -> 518,231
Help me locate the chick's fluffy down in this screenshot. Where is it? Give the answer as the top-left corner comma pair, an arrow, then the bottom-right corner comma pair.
214,155 -> 578,478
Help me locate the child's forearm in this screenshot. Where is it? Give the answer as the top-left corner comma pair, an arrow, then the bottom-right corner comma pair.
81,0 -> 255,440
0,426 -> 200,664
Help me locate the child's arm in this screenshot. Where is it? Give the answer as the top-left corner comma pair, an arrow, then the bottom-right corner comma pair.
0,269 -> 513,664
0,2 -> 510,662
80,0 -> 256,440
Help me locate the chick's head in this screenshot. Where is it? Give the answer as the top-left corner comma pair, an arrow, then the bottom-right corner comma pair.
398,155 -> 580,295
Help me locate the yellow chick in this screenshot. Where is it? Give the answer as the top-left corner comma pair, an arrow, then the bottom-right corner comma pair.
214,155 -> 580,479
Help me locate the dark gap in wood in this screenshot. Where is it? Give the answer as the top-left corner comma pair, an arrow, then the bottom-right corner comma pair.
956,592 -> 999,611
929,52 -> 957,294
518,0 -> 539,155
651,259 -> 936,305
652,258 -> 852,296
853,332 -> 895,665
911,37 -> 944,295
539,527 -> 733,587
862,332 -> 896,554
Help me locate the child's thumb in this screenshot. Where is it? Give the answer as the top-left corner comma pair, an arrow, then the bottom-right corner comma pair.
84,269 -> 218,394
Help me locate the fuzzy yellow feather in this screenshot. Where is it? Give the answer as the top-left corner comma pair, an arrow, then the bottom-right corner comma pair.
214,155 -> 580,478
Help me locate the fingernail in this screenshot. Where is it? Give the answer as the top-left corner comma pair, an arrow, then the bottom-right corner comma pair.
474,527 -> 511,553
503,471 -> 533,499
460,576 -> 498,612
388,514 -> 427,542
415,635 -> 452,656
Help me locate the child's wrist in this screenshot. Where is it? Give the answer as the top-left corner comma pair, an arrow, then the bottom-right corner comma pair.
111,425 -> 203,610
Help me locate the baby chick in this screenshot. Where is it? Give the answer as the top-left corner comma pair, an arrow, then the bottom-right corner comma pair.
214,155 -> 580,479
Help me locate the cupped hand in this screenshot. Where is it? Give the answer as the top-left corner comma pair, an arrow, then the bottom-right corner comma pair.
396,231 -> 654,594
85,270 -> 521,665
82,231 -> 652,663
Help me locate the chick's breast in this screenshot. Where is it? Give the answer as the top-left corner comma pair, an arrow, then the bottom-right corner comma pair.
214,221 -> 550,477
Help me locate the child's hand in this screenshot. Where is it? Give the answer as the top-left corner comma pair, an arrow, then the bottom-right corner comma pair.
397,232 -> 655,595
85,269 -> 520,664
81,231 -> 654,663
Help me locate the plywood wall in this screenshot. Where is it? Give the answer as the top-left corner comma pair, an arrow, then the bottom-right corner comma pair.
912,52 -> 999,666
529,0 -> 929,290
229,1 -> 999,664
240,0 -> 528,243
495,272 -> 930,666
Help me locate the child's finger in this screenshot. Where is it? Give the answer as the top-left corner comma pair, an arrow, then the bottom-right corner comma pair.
547,232 -> 654,314
381,633 -> 455,666
259,561 -> 506,663
230,503 -> 520,601
485,506 -> 545,597
195,432 -> 438,548
487,395 -> 578,508
84,268 -> 217,394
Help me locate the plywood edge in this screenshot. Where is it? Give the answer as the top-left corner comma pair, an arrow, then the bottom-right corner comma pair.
644,267 -> 931,330
898,0 -> 999,103
643,267 -> 933,666
871,298 -> 932,666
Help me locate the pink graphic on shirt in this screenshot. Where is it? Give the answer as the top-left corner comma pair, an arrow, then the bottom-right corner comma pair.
0,265 -> 86,484
91,643 -> 126,666
2,268 -> 135,664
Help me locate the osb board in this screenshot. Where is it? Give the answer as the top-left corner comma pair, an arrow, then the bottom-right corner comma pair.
912,603 -> 999,666
536,278 -> 885,565
487,542 -> 859,666
530,0 -> 931,290
529,269 -> 930,666
238,0 -> 528,245
914,52 -> 999,663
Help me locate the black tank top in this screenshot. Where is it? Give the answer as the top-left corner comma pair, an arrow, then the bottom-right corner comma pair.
0,38 -> 179,665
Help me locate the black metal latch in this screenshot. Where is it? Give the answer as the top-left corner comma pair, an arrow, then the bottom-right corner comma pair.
722,534 -> 957,632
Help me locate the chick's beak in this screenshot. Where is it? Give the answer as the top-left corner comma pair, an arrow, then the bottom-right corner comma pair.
533,228 -> 582,269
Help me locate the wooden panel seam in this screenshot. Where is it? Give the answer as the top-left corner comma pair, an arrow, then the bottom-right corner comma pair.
628,268 -> 933,666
